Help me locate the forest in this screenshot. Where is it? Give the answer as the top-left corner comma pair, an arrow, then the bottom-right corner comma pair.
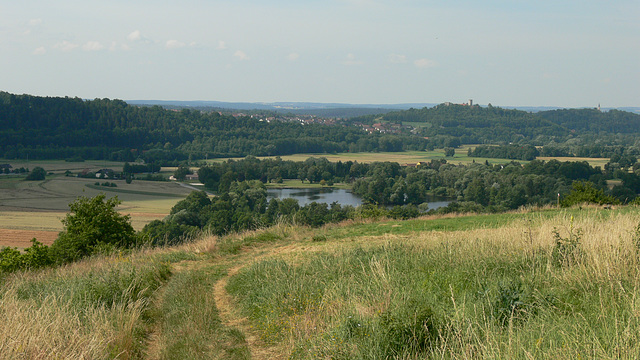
351,103 -> 640,156
3,92 -> 640,163
0,92 -> 426,162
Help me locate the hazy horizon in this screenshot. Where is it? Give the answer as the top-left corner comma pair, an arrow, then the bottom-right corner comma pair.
1,1 -> 638,108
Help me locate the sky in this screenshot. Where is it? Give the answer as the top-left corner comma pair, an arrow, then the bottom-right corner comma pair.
0,0 -> 638,107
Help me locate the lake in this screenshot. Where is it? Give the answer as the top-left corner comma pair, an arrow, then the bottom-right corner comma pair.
266,187 -> 451,210
267,188 -> 362,207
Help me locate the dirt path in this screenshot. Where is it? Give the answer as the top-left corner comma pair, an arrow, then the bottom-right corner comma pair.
213,244 -> 310,360
214,262 -> 285,360
144,240 -> 315,359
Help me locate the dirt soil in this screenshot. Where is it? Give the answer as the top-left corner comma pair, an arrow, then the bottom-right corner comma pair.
0,229 -> 58,248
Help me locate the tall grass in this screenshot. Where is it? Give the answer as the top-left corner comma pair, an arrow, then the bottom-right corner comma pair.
0,251 -> 172,359
227,212 -> 640,359
149,265 -> 249,359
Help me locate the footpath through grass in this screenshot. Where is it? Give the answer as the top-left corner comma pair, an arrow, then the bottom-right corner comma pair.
148,263 -> 250,359
3,206 -> 640,359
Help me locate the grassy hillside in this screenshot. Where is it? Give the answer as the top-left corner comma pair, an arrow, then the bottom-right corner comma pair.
2,206 -> 640,359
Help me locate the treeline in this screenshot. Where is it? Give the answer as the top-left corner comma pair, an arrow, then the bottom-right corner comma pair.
538,108 -> 640,134
6,155 -> 640,275
142,155 -> 640,244
468,145 -> 539,161
197,156 -> 367,191
0,92 -> 427,162
351,158 -> 640,212
195,156 -> 640,211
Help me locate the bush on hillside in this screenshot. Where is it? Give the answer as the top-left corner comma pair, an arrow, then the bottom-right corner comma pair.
0,239 -> 53,274
50,194 -> 138,264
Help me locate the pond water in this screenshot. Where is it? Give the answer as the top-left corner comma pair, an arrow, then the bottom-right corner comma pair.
267,188 -> 362,207
266,187 -> 451,211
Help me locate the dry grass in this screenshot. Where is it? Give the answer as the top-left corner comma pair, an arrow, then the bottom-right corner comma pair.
3,207 -> 638,359
0,289 -> 145,360
225,210 -> 640,359
0,248 -> 174,360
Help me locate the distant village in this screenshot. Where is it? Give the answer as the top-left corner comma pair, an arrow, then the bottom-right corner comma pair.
223,112 -> 417,135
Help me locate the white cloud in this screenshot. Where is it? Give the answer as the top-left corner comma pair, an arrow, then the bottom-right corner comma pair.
32,47 -> 46,55
28,18 -> 42,26
234,50 -> 249,61
166,39 -> 186,49
413,58 -> 437,69
127,30 -> 141,42
217,40 -> 227,50
389,54 -> 407,63
342,53 -> 362,65
286,53 -> 300,61
54,40 -> 79,52
83,41 -> 104,51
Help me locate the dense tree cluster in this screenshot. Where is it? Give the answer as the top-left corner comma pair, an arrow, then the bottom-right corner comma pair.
196,156 -> 638,213
469,145 -> 539,161
0,92 -> 427,161
141,183 -> 380,245
197,156 -> 366,191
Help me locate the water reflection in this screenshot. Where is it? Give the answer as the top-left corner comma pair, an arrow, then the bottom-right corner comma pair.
267,187 -> 451,211
267,188 -> 361,207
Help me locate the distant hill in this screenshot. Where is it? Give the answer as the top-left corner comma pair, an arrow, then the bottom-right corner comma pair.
350,103 -> 640,144
127,100 -> 640,117
126,100 -> 438,118
537,108 -> 640,134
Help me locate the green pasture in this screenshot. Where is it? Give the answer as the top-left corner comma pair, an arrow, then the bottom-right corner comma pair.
210,150 -> 510,166
208,148 -> 609,167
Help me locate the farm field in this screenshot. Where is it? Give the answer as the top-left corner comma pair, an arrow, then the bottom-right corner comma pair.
212,149 -> 513,166
210,148 -> 610,167
0,170 -> 194,248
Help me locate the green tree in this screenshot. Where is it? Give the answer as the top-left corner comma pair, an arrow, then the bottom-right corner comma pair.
561,181 -> 620,207
25,166 -> 46,180
444,147 -> 455,157
50,194 -> 137,264
174,165 -> 192,181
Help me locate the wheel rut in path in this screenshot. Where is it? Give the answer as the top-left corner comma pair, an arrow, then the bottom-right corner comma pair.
214,244 -> 304,360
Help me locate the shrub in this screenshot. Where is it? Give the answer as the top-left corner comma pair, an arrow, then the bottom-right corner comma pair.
0,246 -> 24,273
492,280 -> 535,326
25,166 -> 46,181
551,217 -> 583,266
311,234 -> 327,242
379,299 -> 439,356
0,239 -> 52,274
50,194 -> 138,264
561,181 -> 619,207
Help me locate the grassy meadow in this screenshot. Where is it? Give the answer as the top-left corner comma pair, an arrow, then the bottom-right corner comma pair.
3,206 -> 640,359
210,147 -> 610,168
